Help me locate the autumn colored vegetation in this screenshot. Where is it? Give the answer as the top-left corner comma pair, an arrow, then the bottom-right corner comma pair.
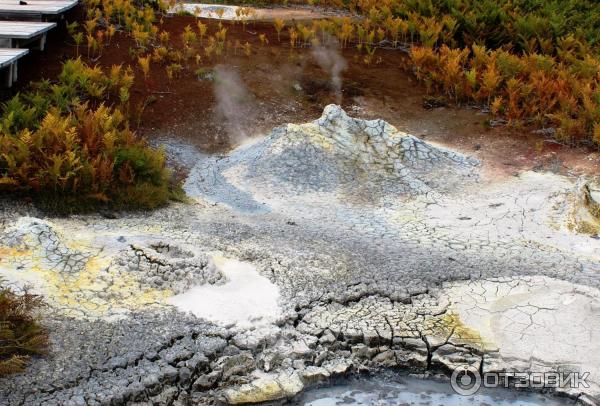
264,0 -> 600,146
410,43 -> 600,144
0,280 -> 49,377
0,2 -> 176,212
0,59 -> 171,212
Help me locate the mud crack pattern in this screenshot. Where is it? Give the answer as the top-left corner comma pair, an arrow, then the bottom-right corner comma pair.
0,106 -> 599,405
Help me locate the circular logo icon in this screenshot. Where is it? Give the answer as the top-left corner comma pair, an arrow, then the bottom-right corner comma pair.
450,365 -> 482,396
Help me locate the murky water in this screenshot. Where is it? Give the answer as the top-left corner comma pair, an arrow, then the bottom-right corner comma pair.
293,376 -> 571,405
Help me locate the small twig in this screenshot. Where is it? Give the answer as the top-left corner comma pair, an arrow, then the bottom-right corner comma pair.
543,139 -> 568,146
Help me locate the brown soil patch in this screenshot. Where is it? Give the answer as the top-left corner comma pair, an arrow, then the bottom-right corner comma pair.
15,8 -> 600,179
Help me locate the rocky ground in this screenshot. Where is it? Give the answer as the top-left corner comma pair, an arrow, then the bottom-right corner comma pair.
0,106 -> 599,405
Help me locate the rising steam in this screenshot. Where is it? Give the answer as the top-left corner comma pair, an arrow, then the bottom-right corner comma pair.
213,65 -> 255,143
311,36 -> 348,104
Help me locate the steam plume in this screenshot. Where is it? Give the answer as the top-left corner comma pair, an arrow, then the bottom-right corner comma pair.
213,65 -> 255,143
311,36 -> 347,104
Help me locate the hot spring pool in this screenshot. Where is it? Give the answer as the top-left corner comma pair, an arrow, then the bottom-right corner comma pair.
292,375 -> 570,405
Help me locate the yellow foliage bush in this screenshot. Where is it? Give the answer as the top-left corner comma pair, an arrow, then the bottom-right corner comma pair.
0,60 -> 171,211
410,44 -> 600,145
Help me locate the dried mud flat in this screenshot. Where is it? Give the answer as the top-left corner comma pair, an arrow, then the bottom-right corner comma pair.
1,106 -> 599,405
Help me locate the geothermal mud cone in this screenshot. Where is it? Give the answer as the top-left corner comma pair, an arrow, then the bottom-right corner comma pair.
185,105 -> 479,212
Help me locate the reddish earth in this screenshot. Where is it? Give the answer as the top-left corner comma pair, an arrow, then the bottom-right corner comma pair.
16,7 -> 600,179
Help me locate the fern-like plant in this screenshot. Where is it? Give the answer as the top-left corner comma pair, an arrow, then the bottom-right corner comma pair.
274,18 -> 285,42
0,281 -> 49,377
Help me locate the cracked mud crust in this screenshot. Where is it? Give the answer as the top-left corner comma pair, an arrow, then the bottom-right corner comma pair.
0,106 -> 599,405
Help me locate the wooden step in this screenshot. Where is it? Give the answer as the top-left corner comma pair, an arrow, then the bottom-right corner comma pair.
0,47 -> 28,87
0,0 -> 77,19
